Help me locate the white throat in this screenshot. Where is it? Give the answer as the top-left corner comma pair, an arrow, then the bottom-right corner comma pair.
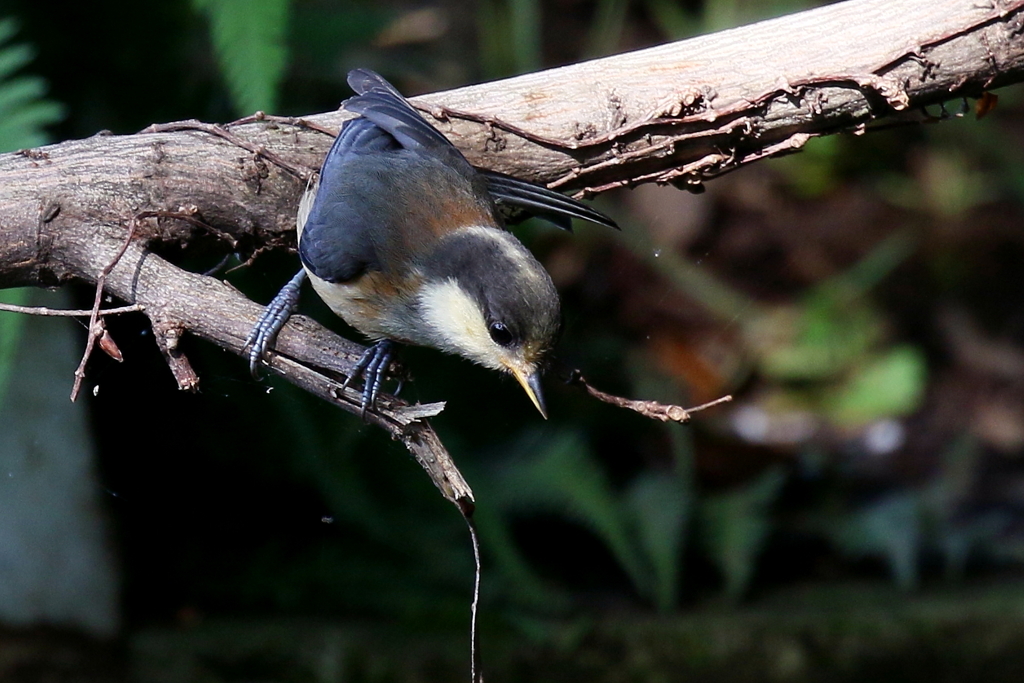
417,277 -> 504,371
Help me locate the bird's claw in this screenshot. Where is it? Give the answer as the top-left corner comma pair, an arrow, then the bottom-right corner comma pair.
245,270 -> 307,379
341,339 -> 400,418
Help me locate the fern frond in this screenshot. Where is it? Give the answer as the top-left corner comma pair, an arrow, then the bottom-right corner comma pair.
193,0 -> 290,115
0,18 -> 63,153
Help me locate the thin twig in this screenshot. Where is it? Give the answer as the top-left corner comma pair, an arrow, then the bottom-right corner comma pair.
463,509 -> 484,683
422,102 -> 578,150
567,369 -> 732,422
225,110 -> 340,138
70,218 -> 139,402
421,92 -> 730,153
142,120 -> 313,182
226,242 -> 293,274
134,208 -> 239,248
0,303 -> 143,317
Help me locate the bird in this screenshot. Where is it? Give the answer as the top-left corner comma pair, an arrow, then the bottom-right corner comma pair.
246,69 -> 617,418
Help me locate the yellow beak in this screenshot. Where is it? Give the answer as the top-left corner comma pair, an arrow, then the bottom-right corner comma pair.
510,366 -> 548,419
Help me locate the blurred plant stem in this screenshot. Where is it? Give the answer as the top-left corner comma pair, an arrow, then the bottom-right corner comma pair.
478,0 -> 542,77
623,210 -> 760,324
585,0 -> 628,58
0,288 -> 27,407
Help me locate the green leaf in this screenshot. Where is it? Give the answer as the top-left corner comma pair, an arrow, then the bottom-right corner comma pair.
193,0 -> 290,115
624,471 -> 689,611
0,76 -> 46,114
753,231 -> 915,382
699,467 -> 786,601
754,298 -> 883,381
0,100 -> 63,151
0,17 -> 16,45
0,40 -> 34,81
0,21 -> 63,435
0,18 -> 62,153
826,345 -> 927,426
836,493 -> 921,591
493,431 -> 650,599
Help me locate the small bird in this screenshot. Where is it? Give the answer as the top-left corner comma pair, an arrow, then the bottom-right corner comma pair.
247,69 -> 617,417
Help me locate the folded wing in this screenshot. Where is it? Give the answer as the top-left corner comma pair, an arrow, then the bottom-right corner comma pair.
343,69 -> 619,233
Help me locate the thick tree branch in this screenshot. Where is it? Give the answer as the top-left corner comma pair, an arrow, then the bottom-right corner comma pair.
421,0 -> 1024,192
0,0 -> 1022,506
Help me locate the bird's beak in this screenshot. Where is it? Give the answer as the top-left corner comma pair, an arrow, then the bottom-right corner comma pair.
510,366 -> 548,419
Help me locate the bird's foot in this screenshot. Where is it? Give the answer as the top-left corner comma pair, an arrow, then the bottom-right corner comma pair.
341,339 -> 401,418
245,269 -> 307,378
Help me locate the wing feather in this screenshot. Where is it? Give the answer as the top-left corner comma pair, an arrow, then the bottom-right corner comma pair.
301,69 -> 620,284
482,170 -> 619,232
344,70 -> 618,232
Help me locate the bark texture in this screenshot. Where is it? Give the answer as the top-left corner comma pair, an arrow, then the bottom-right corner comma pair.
0,0 -> 1022,505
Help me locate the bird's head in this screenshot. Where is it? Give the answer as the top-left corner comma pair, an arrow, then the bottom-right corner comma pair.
417,226 -> 560,417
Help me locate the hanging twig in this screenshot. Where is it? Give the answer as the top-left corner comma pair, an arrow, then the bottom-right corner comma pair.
70,218 -> 140,402
462,508 -> 484,683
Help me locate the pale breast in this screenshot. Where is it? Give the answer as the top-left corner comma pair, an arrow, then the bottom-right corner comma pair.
305,267 -> 426,344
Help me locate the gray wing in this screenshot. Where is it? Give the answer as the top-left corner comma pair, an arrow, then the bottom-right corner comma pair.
345,70 -> 619,232
297,116 -> 395,283
344,68 -> 463,158
301,70 -> 620,282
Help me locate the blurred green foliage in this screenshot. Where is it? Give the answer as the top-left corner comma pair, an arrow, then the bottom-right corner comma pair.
475,425 -> 691,612
0,18 -> 61,149
0,287 -> 27,408
478,0 -> 542,76
699,467 -> 786,601
192,0 -> 291,115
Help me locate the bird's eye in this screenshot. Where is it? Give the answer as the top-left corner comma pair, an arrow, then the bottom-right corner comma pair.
488,321 -> 514,347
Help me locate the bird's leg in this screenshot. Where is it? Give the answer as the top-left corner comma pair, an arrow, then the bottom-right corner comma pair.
245,269 -> 307,378
340,339 -> 399,417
